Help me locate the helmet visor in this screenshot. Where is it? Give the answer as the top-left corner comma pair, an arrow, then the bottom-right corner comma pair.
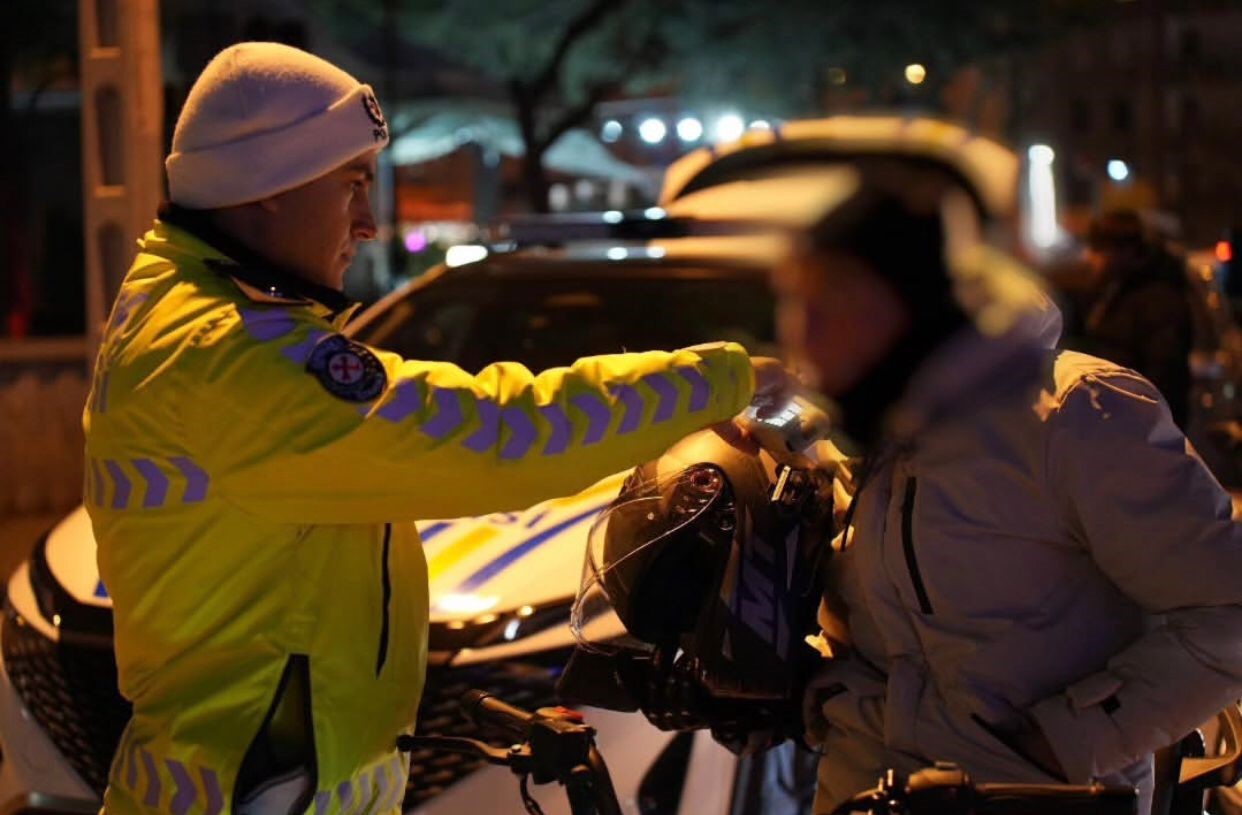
570,464 -> 732,654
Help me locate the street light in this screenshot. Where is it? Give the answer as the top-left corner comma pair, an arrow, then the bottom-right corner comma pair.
676,116 -> 703,142
713,113 -> 745,143
638,117 -> 667,145
749,119 -> 772,131
601,119 -> 622,143
905,63 -> 927,85
1107,159 -> 1130,182
1026,144 -> 1059,250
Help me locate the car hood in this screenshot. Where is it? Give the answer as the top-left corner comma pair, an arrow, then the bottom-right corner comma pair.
29,472 -> 628,629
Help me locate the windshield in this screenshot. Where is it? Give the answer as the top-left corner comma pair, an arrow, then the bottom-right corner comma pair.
356,270 -> 777,371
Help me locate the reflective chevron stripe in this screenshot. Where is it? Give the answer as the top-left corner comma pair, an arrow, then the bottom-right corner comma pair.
643,372 -> 679,423
421,388 -> 464,439
677,366 -> 711,411
140,749 -> 161,807
166,759 -> 195,815
238,308 -> 298,342
282,329 -> 330,365
613,384 -> 644,434
539,403 -> 572,455
374,380 -> 423,422
132,459 -> 169,508
89,456 -> 209,510
571,392 -> 611,445
105,460 -> 132,510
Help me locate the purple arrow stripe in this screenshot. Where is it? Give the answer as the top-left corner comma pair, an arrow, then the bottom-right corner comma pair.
357,772 -> 373,815
338,779 -> 355,815
372,764 -> 390,814
124,737 -> 139,791
104,460 -> 132,510
239,308 -> 297,342
571,393 -> 611,446
614,385 -> 645,434
539,404 -> 572,455
313,790 -> 332,815
281,330 -> 329,366
462,400 -> 501,453
375,380 -> 424,423
132,459 -> 169,509
140,749 -> 161,807
170,456 -> 209,503
500,407 -> 538,460
388,755 -> 407,809
201,767 -> 223,815
165,759 -> 196,815
421,389 -> 464,440
643,373 -> 679,423
677,366 -> 711,412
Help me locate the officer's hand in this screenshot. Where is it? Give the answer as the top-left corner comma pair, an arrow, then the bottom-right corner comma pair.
751,357 -> 797,406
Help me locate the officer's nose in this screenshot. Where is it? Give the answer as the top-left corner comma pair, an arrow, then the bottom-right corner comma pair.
352,195 -> 378,242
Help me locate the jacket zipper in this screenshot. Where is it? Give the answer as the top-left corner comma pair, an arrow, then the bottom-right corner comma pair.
376,523 -> 392,676
900,477 -> 934,614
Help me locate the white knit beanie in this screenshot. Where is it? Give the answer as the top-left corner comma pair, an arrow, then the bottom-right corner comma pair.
166,42 -> 390,209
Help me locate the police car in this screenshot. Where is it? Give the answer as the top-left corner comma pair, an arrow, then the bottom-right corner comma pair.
0,117 -> 1035,815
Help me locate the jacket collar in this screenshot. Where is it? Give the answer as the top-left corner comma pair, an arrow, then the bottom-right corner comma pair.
157,203 -> 357,319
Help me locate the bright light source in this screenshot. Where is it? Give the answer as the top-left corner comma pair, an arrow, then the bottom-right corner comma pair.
828,67 -> 848,85
403,231 -> 428,253
1027,144 -> 1055,166
676,116 -> 703,141
1026,145 -> 1059,250
445,245 -> 488,268
600,119 -> 622,143
713,113 -> 745,143
607,247 -> 628,261
517,605 -> 535,617
503,619 -> 520,641
437,593 -> 499,615
1217,240 -> 1234,264
644,207 -> 667,220
905,63 -> 927,85
602,210 -> 623,224
749,119 -> 772,130
1107,159 -> 1130,182
638,117 -> 667,144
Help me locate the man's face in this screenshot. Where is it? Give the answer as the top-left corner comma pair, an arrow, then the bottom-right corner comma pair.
773,247 -> 912,397
258,150 -> 379,289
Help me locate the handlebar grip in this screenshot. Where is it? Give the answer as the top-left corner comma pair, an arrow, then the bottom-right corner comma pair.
462,690 -> 534,739
974,783 -> 1137,815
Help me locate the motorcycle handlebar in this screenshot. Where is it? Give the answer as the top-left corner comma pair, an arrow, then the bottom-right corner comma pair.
462,689 -> 534,739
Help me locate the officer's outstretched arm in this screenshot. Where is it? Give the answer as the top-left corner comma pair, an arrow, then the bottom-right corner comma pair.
184,319 -> 754,524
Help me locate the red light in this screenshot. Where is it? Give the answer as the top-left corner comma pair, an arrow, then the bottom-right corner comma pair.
1216,241 -> 1233,263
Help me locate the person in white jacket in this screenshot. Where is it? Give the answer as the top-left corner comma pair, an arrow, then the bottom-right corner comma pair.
774,160 -> 1242,815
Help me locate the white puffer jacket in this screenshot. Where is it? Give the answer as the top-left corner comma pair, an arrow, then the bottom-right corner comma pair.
812,309 -> 1242,815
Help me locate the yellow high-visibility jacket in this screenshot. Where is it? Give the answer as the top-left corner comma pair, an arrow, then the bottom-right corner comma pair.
83,216 -> 754,815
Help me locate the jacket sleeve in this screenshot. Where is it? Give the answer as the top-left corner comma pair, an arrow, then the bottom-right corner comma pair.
1030,370 -> 1242,782
184,317 -> 755,524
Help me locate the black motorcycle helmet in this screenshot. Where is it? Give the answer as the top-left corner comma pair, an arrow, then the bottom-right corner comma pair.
569,417 -> 832,703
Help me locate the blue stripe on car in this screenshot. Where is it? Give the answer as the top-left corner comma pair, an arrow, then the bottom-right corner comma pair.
454,502 -> 611,593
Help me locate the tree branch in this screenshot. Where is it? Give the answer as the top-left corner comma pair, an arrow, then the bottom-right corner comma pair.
527,0 -> 631,103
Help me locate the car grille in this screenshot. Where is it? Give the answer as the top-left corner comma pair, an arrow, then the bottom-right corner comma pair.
2,604 -> 568,811
1,609 -> 131,796
403,652 -> 567,809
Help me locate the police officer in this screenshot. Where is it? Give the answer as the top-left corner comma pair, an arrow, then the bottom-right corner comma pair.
84,43 -> 782,815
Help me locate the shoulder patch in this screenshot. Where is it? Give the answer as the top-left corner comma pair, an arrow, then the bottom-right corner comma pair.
306,334 -> 387,402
